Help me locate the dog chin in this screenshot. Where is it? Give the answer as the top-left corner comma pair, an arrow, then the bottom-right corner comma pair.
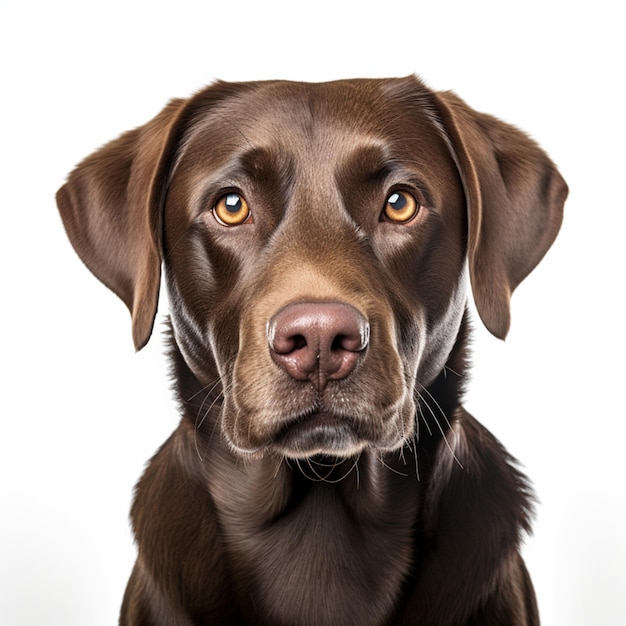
269,412 -> 368,460
226,411 -> 409,461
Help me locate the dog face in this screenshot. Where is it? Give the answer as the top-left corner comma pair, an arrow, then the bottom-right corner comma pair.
163,80 -> 468,459
57,77 -> 566,461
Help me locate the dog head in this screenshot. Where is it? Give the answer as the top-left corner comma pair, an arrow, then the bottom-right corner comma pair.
57,76 -> 567,459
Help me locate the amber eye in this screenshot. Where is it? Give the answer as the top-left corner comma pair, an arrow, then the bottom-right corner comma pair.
213,193 -> 252,226
382,191 -> 419,223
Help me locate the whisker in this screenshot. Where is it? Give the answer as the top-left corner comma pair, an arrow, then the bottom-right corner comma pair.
376,453 -> 409,478
195,379 -> 225,430
417,401 -> 433,437
193,385 -> 232,462
188,353 -> 237,412
296,455 -> 361,484
412,432 -> 420,481
195,387 -> 229,462
186,375 -> 222,403
273,456 -> 286,479
417,383 -> 454,433
416,385 -> 463,470
443,364 -> 462,378
189,355 -> 241,461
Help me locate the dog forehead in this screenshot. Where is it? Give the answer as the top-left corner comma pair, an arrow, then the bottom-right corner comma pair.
181,82 -> 376,156
178,78 -> 450,182
213,79 -> 400,131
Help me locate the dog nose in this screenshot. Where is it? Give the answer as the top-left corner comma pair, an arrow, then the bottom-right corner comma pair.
268,302 -> 369,391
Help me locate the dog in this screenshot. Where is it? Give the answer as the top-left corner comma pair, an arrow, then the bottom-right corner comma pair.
57,75 -> 567,625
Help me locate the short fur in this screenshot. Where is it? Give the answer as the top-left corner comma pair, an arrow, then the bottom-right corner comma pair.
57,76 -> 567,625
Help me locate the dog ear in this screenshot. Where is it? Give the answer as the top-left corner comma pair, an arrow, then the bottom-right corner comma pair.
433,91 -> 568,339
56,98 -> 189,350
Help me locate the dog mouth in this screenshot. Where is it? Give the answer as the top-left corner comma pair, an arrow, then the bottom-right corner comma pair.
270,411 -> 365,459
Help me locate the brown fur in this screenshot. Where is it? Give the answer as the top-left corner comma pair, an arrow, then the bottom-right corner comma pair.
57,76 -> 567,625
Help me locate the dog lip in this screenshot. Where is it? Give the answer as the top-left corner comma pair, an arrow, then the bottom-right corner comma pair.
271,411 -> 362,458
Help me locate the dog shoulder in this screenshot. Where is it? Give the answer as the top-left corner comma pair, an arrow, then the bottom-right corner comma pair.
423,407 -> 535,542
407,409 -> 536,623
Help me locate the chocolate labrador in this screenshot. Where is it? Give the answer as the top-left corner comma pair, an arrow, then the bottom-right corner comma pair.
57,76 -> 567,625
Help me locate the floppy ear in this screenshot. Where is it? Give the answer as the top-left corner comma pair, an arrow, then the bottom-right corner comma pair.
56,98 -> 188,350
433,91 -> 568,339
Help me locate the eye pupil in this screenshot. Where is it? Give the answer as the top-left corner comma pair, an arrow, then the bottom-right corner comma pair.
388,192 -> 406,211
225,193 -> 242,213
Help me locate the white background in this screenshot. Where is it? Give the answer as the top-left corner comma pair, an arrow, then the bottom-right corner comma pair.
1,1 -> 624,624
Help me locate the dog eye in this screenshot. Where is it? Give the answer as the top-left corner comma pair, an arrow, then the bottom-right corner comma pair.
213,193 -> 252,226
382,191 -> 419,223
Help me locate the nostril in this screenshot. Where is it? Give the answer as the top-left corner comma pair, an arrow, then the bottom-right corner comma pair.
271,332 -> 308,354
331,335 -> 344,351
293,335 -> 307,351
332,334 -> 358,353
333,326 -> 370,353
